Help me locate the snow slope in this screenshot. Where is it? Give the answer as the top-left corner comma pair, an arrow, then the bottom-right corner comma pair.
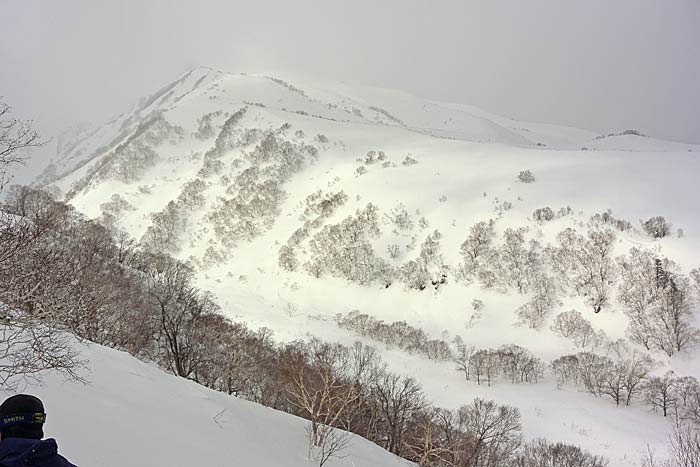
43,67 -> 700,465
0,340 -> 410,467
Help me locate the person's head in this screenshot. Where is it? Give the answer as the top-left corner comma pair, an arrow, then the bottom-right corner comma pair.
0,395 -> 45,440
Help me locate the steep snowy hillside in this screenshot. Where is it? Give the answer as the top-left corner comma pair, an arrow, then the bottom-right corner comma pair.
1,340 -> 409,467
42,67 -> 700,465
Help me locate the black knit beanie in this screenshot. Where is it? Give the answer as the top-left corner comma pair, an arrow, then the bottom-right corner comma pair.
0,394 -> 45,440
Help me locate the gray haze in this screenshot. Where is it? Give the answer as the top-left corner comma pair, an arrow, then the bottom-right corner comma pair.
2,0 -> 699,179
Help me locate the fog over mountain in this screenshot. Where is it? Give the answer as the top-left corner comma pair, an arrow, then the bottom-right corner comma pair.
2,3 -> 700,467
2,0 -> 699,164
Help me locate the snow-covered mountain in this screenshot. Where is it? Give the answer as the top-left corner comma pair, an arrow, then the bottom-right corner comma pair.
40,67 -> 700,465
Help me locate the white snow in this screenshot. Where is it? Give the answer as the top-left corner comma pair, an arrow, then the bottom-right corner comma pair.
1,340 -> 411,467
44,67 -> 700,465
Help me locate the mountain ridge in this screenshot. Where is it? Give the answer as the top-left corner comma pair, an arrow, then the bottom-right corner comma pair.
36,67 -> 700,465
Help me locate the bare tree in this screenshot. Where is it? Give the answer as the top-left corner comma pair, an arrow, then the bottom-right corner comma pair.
515,273 -> 557,328
618,249 -> 699,355
459,220 -> 496,277
550,228 -> 616,313
0,312 -> 84,390
551,310 -> 596,347
146,259 -> 219,377
690,268 -> 700,301
371,372 -> 426,455
308,423 -> 351,467
641,216 -> 672,239
457,398 -> 522,467
0,99 -> 45,191
644,372 -> 677,417
282,339 -> 360,463
643,421 -> 700,467
455,342 -> 476,381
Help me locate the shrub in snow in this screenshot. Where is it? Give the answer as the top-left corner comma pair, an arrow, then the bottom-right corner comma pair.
387,244 -> 401,259
355,165 -> 367,176
99,193 -> 135,227
557,206 -> 573,217
402,155 -> 418,166
477,269 -> 499,290
550,310 -> 596,347
641,216 -> 671,238
301,191 -> 348,229
386,203 -> 413,231
496,201 -> 513,213
532,207 -> 555,223
202,245 -> 227,267
517,170 -> 535,183
278,245 -> 299,272
360,150 -> 379,165
315,133 -> 328,143
590,210 -> 633,231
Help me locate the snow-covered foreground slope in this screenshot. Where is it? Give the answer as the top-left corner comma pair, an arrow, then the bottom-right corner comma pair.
42,67 -> 700,465
0,341 -> 409,467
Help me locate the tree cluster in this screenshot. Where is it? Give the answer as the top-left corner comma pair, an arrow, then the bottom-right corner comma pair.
279,190 -> 349,272
617,248 -> 699,355
0,182 -> 614,466
208,130 -> 318,248
337,311 -> 453,361
305,204 -> 393,285
66,112 -> 183,198
551,341 -> 655,406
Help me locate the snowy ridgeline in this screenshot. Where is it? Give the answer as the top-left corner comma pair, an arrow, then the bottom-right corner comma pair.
11,67 -> 700,465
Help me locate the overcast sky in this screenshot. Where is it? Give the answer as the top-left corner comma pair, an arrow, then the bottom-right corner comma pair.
2,0 -> 699,164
